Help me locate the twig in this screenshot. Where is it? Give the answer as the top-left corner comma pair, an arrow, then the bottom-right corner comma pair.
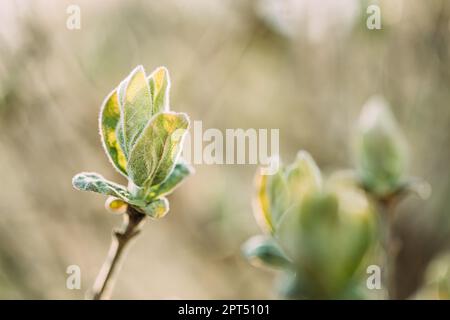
87,206 -> 146,300
378,198 -> 396,299
375,190 -> 406,300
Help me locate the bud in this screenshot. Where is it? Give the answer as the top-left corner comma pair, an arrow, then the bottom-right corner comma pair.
354,96 -> 408,196
277,192 -> 339,266
276,171 -> 376,297
73,66 -> 193,216
249,152 -> 376,298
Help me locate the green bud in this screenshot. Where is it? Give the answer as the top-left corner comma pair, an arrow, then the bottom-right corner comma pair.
276,192 -> 339,269
73,66 -> 193,216
100,66 -> 191,195
354,96 -> 408,196
250,151 -> 377,298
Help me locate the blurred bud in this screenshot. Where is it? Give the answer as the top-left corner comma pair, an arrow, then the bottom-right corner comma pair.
250,152 -> 376,298
105,196 -> 128,214
277,193 -> 339,265
277,172 -> 376,297
326,171 -> 377,276
242,235 -> 291,269
253,151 -> 323,234
354,96 -> 408,197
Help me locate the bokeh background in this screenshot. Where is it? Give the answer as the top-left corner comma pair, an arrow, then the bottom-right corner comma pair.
0,0 -> 449,299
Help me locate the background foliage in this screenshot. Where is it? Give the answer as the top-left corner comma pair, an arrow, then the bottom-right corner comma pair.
0,0 -> 449,299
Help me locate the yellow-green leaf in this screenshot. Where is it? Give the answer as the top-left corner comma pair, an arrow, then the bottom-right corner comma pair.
268,169 -> 290,227
286,150 -> 322,203
127,112 -> 189,189
146,161 -> 193,200
253,161 -> 290,234
116,123 -> 127,159
148,66 -> 170,114
122,65 -> 152,153
253,171 -> 274,233
116,75 -> 129,157
99,89 -> 128,176
141,197 -> 169,219
117,76 -> 128,107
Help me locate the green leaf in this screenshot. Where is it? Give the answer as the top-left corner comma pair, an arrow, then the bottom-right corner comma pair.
72,172 -> 132,202
286,150 -> 322,203
141,197 -> 169,219
298,193 -> 339,229
122,65 -> 152,153
99,89 -> 128,176
148,66 -> 170,114
242,235 -> 291,269
268,168 -> 291,228
254,159 -> 289,234
254,171 -> 273,233
146,161 -> 193,199
116,76 -> 129,158
116,124 -> 127,159
127,112 -> 190,189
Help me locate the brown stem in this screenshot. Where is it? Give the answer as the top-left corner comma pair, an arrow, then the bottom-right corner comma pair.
86,206 -> 146,300
378,199 -> 395,299
376,192 -> 405,300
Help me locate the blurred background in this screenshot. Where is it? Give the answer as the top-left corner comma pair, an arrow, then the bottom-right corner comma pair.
0,0 -> 449,299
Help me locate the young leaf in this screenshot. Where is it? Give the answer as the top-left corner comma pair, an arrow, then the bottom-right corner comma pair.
141,197 -> 169,219
286,150 -> 322,203
253,172 -> 274,234
99,89 -> 128,176
122,66 -> 152,153
268,169 -> 291,227
242,235 -> 292,269
148,66 -> 170,114
72,172 -> 132,202
117,76 -> 129,106
146,161 -> 194,199
116,76 -> 129,157
127,112 -> 189,189
116,123 -> 127,159
354,96 -> 408,196
276,193 -> 339,267
253,162 -> 290,235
